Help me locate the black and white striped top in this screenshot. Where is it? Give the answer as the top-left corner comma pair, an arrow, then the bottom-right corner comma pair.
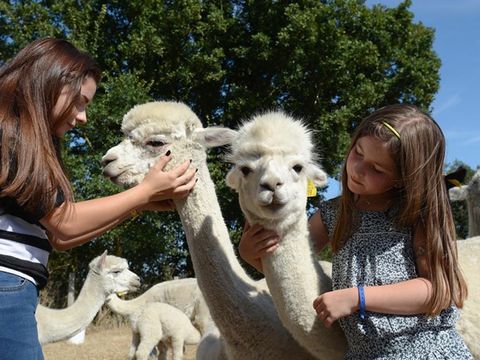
0,195 -> 60,289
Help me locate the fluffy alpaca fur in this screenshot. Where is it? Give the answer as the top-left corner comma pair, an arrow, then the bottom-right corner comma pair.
456,236 -> 480,358
105,278 -> 212,359
449,169 -> 480,238
36,251 -> 140,344
107,294 -> 201,360
225,112 -> 346,358
101,101 -> 323,359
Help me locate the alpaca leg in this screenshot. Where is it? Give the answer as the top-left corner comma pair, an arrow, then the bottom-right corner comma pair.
170,337 -> 185,360
129,330 -> 140,360
135,336 -> 160,360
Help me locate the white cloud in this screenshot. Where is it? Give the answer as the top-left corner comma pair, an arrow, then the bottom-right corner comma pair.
433,94 -> 461,116
464,135 -> 480,145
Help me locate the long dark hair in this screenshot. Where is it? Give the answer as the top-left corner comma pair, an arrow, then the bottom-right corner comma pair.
0,38 -> 101,216
332,104 -> 467,315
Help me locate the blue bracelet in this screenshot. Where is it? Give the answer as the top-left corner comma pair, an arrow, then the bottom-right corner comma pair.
358,285 -> 366,320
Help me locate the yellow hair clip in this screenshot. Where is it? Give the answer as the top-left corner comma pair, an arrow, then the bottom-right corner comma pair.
381,121 -> 401,140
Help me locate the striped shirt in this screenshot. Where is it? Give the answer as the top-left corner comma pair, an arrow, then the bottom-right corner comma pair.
0,195 -> 60,289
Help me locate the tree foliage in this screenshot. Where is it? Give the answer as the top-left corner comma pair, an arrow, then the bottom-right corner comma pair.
1,0 -> 441,304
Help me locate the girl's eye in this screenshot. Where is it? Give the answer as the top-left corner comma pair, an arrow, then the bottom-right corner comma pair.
146,140 -> 166,147
75,100 -> 86,112
293,164 -> 303,173
240,166 -> 251,176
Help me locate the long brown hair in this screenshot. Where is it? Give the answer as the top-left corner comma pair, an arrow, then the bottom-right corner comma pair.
332,104 -> 467,315
0,38 -> 101,217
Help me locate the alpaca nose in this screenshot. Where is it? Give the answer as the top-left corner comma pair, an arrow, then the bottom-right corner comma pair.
101,152 -> 118,167
260,180 -> 283,192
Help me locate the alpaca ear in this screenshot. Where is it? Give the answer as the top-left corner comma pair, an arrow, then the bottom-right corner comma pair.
98,250 -> 108,269
193,127 -> 238,148
449,186 -> 468,201
226,168 -> 241,191
307,165 -> 328,188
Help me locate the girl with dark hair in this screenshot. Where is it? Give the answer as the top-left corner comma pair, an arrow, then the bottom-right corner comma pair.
0,38 -> 196,360
240,104 -> 472,358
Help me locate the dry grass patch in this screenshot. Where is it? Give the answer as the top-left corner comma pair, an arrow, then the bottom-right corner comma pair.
42,324 -> 197,360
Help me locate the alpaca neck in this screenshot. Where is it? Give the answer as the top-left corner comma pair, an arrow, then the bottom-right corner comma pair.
259,210 -> 347,357
172,146 -> 315,359
175,150 -> 256,314
107,295 -> 142,318
37,272 -> 106,343
468,201 -> 480,237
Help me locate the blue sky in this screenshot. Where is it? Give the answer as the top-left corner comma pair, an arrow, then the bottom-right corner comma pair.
325,0 -> 480,199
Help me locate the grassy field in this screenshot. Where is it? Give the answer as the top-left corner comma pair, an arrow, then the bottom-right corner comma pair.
42,325 -> 197,360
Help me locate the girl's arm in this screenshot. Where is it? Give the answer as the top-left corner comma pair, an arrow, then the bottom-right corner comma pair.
314,225 -> 433,327
41,156 -> 195,251
314,277 -> 433,327
308,210 -> 331,252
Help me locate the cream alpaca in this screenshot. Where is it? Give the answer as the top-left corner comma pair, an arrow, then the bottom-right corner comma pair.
107,294 -> 201,360
101,101 -> 326,359
449,169 -> 480,237
225,112 -> 346,358
36,251 -> 140,344
105,277 -> 211,358
456,237 -> 480,358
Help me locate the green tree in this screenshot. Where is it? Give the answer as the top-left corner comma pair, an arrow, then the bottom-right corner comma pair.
1,0 -> 441,304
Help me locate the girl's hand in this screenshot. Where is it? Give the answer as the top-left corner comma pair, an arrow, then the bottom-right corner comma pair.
138,153 -> 196,202
238,222 -> 279,272
313,288 -> 358,328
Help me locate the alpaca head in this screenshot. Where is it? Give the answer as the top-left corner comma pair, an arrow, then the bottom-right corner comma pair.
449,169 -> 480,203
226,112 -> 327,228
89,251 -> 141,295
102,101 -> 237,187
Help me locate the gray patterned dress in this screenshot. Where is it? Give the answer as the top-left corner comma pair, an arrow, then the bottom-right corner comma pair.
319,198 -> 472,360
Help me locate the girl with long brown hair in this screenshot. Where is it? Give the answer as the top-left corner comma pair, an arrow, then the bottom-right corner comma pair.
0,38 -> 196,360
240,104 -> 472,358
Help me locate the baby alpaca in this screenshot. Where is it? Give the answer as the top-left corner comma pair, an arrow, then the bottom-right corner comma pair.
105,278 -> 212,359
108,294 -> 200,360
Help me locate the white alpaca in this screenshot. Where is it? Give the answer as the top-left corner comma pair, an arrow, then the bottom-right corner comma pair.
449,169 -> 480,238
107,294 -> 201,360
105,278 -> 212,359
456,237 -> 480,358
225,112 -> 346,358
36,251 -> 140,344
101,101 -> 333,359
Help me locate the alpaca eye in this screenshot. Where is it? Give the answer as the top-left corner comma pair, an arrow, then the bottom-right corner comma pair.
240,166 -> 252,176
146,140 -> 166,147
293,164 -> 303,173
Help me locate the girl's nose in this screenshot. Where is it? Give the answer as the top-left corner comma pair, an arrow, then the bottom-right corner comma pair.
76,110 -> 87,125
